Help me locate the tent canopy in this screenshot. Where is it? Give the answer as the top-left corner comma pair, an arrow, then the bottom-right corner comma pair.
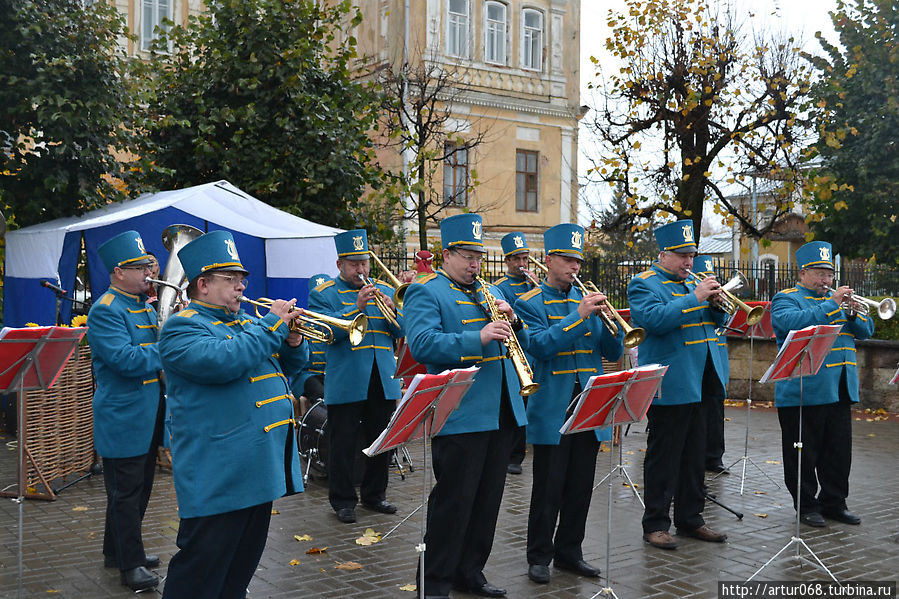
3,180 -> 342,327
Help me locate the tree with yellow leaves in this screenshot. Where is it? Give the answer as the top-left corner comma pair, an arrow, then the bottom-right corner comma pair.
804,0 -> 899,265
584,0 -> 814,239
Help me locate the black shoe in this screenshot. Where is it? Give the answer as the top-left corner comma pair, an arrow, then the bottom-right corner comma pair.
555,558 -> 601,578
799,512 -> 826,527
453,581 -> 507,597
706,463 -> 729,474
120,566 -> 159,591
362,499 -> 397,514
528,564 -> 551,584
822,508 -> 861,525
507,463 -> 522,475
104,554 -> 160,569
335,507 -> 356,523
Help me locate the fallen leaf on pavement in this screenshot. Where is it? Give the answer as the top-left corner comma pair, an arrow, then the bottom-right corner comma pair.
356,528 -> 382,546
271,509 -> 280,515
399,584 -> 417,592
754,513 -> 768,518
335,561 -> 362,570
306,547 -> 328,555
294,534 -> 313,542
765,460 -> 780,465
289,559 -> 301,566
72,506 -> 88,512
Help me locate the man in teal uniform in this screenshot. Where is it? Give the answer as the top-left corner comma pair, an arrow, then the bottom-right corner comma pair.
493,231 -> 537,475
88,230 -> 164,592
693,255 -> 730,473
158,230 -> 307,598
290,273 -> 331,408
404,213 -> 529,599
308,230 -> 403,524
627,220 -> 729,550
771,241 -> 873,527
515,223 -> 624,585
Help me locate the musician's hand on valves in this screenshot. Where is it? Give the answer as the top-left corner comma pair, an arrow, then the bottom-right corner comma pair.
378,289 -> 396,312
285,330 -> 305,347
577,293 -> 603,319
693,276 -> 721,303
831,285 -> 853,307
480,320 -> 513,345
356,283 -> 376,311
269,298 -> 298,324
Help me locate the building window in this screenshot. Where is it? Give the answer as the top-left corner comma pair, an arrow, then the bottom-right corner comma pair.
141,0 -> 173,52
521,8 -> 543,71
516,149 -> 538,212
484,2 -> 506,65
444,143 -> 469,207
446,0 -> 469,58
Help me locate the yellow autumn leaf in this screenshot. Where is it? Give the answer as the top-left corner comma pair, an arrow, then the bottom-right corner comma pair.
271,509 -> 280,515
289,559 -> 301,566
754,513 -> 769,518
754,491 -> 767,495
765,460 -> 781,465
335,561 -> 362,571
306,547 -> 328,555
356,528 -> 382,546
294,534 -> 312,542
399,583 -> 417,592
46,591 -> 60,594
72,506 -> 88,512
632,141 -> 641,149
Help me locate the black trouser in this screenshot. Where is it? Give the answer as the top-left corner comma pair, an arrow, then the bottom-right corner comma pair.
527,430 -> 599,566
102,396 -> 164,570
327,367 -> 394,511
422,385 -> 516,596
162,502 -> 272,599
777,370 -> 853,515
509,398 -> 527,466
642,356 -> 721,533
703,377 -> 726,467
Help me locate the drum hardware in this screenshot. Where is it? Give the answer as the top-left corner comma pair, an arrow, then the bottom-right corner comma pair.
824,286 -> 896,319
239,296 -> 368,345
367,250 -> 410,309
686,269 -> 765,326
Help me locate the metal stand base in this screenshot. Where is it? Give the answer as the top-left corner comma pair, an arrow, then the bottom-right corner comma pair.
593,433 -> 644,508
747,535 -> 838,582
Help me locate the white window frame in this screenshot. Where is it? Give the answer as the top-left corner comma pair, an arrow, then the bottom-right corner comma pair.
484,1 -> 507,66
520,7 -> 543,71
446,0 -> 470,59
141,0 -> 174,52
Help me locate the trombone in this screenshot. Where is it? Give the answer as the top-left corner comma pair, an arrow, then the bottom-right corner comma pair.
530,256 -> 644,348
686,269 -> 765,326
239,296 -> 368,346
824,286 -> 896,320
358,274 -> 401,329
367,251 -> 410,309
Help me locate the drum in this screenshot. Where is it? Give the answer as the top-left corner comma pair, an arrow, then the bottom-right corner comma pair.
297,399 -> 329,479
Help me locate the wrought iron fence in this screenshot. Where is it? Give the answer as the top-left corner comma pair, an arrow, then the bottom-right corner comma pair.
370,249 -> 899,309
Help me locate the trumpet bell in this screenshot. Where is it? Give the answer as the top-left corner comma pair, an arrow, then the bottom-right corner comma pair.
877,298 -> 896,319
623,328 -> 645,349
745,304 -> 765,326
393,282 -> 409,310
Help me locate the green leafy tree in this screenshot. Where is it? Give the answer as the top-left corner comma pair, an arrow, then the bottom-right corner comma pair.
129,0 -> 390,232
586,187 -> 657,256
0,0 -> 137,227
804,0 -> 899,264
584,0 -> 814,239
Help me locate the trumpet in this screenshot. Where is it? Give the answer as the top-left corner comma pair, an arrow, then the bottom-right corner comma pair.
239,296 -> 368,346
474,276 -> 539,396
686,269 -> 765,326
571,273 -> 646,349
824,286 -> 896,319
367,251 -> 410,309
519,267 -> 542,288
358,274 -> 400,329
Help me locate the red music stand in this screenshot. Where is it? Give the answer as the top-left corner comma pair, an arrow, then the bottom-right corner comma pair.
889,363 -> 899,385
749,324 -> 843,583
562,364 -> 668,599
394,338 -> 427,388
714,302 -> 780,493
0,325 -> 86,599
364,366 -> 478,599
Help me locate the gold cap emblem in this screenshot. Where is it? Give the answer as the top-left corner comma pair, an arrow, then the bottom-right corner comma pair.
472,221 -> 482,240
514,235 -> 524,248
352,235 -> 365,251
819,246 -> 831,261
704,259 -> 713,271
135,237 -> 146,253
225,238 -> 239,260
682,224 -> 693,242
571,230 -> 583,249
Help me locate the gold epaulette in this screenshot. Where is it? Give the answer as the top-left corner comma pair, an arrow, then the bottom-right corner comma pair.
177,309 -> 197,318
781,288 -> 798,294
636,270 -> 656,280
520,287 -> 542,301
494,276 -> 508,285
418,273 -> 438,284
314,279 -> 335,292
98,293 -> 115,306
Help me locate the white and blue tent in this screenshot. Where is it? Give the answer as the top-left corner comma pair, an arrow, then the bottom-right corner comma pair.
3,180 -> 341,327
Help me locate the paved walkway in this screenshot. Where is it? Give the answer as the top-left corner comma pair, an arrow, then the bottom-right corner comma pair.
2,405 -> 898,598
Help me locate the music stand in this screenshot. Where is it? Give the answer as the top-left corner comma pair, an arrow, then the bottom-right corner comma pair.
364,367 -> 477,599
748,324 -> 843,583
0,325 -> 86,599
889,363 -> 899,385
561,364 -> 667,599
717,302 -> 780,493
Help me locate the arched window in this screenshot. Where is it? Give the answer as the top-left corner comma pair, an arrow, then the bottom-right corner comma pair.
484,2 -> 507,65
521,8 -> 543,71
446,0 -> 470,58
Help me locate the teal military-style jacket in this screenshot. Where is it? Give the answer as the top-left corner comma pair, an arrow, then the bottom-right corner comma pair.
291,337 -> 326,398
515,282 -> 624,445
403,270 -> 529,436
627,263 -> 729,405
494,274 -> 534,305
307,276 -> 403,405
158,301 -> 308,519
771,284 -> 874,407
87,287 -> 162,458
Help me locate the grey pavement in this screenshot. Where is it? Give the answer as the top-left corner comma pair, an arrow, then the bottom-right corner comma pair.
2,404 -> 898,598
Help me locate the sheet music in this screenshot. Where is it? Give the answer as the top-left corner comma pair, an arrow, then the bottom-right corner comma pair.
560,364 -> 666,434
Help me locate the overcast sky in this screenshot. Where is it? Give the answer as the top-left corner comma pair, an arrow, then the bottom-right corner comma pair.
577,0 -> 841,222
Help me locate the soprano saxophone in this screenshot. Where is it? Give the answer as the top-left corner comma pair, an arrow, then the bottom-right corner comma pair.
474,276 -> 540,396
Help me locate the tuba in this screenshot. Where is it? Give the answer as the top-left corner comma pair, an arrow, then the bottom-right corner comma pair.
474,276 -> 539,396
150,224 -> 203,335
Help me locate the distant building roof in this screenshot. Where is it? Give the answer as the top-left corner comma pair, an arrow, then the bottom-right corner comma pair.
698,231 -> 732,255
